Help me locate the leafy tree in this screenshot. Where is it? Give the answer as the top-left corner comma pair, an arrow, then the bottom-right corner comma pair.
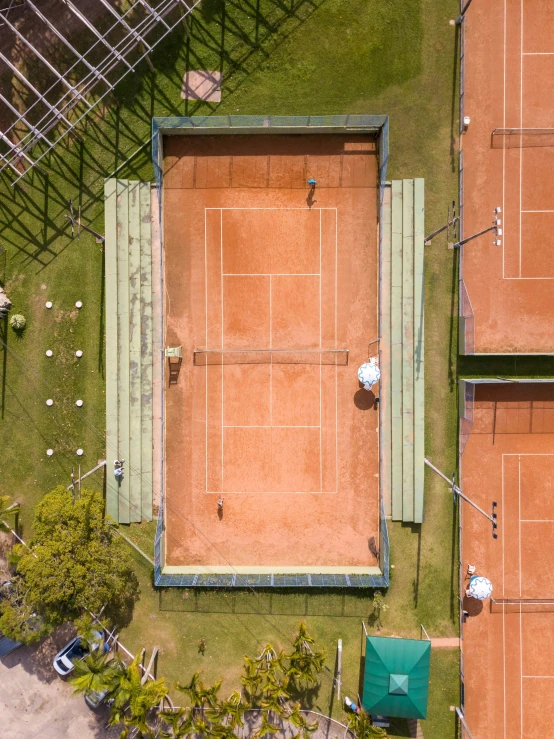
0,575 -> 48,644
370,592 -> 389,630
0,486 -> 138,637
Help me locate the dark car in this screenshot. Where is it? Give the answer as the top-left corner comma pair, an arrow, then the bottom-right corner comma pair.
0,631 -> 23,658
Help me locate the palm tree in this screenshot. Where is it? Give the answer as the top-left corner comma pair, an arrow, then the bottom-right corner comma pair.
0,495 -> 19,534
221,690 -> 248,730
241,659 -> 262,705
287,703 -> 318,739
207,689 -> 247,730
347,709 -> 388,738
108,656 -> 168,737
176,670 -> 204,712
253,710 -> 280,739
69,647 -> 116,697
287,622 -> 326,690
158,707 -> 194,739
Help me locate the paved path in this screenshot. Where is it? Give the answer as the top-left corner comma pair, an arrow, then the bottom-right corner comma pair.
430,637 -> 460,648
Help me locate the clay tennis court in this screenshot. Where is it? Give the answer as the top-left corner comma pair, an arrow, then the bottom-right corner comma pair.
461,0 -> 554,353
161,133 -> 380,573
461,383 -> 554,738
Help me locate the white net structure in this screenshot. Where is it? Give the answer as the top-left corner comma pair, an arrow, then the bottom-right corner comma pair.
0,0 -> 200,183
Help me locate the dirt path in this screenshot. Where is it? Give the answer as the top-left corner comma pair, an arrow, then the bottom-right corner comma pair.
0,625 -> 119,739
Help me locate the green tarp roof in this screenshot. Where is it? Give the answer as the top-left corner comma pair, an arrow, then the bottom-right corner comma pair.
362,636 -> 431,719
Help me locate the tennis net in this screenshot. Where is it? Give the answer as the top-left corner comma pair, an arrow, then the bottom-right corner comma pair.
491,128 -> 554,148
193,349 -> 349,366
490,598 -> 554,613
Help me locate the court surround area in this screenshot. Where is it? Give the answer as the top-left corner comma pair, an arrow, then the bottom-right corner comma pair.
460,382 -> 554,739
161,128 -> 381,578
460,0 -> 554,354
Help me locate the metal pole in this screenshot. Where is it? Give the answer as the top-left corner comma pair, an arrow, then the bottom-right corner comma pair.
61,0 -> 133,69
6,0 -> 202,184
456,0 -> 475,25
424,458 -> 497,525
453,224 -> 496,248
26,0 -> 110,86
337,639 -> 342,700
0,50 -> 71,125
455,707 -> 476,739
96,0 -> 155,71
424,217 -> 459,244
1,15 -> 94,109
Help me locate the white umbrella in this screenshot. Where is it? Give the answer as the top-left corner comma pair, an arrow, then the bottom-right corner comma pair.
468,575 -> 493,600
358,360 -> 381,391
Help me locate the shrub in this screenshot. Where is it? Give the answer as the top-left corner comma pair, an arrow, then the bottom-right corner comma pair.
9,314 -> 26,331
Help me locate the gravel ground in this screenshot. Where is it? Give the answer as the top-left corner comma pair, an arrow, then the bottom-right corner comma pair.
0,624 -> 120,739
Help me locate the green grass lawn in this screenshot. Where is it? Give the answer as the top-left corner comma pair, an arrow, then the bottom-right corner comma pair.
0,0 -> 475,734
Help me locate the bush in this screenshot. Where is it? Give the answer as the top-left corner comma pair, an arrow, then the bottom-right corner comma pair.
9,314 -> 26,331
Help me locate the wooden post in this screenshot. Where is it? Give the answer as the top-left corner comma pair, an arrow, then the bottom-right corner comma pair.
337,639 -> 342,700
141,646 -> 159,684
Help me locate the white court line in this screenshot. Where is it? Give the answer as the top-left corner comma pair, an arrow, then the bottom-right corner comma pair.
223,425 -> 320,429
518,452 -> 523,736
521,519 -> 554,522
269,274 -> 272,428
522,52 -> 554,55
523,675 -> 554,678
207,206 -> 340,495
519,0 -> 523,279
334,209 -> 339,494
319,208 -> 322,493
521,210 -> 554,213
221,209 -> 224,493
206,207 -> 338,210
502,0 -> 506,283
206,491 -> 337,495
205,210 -> 208,493
502,451 -> 506,739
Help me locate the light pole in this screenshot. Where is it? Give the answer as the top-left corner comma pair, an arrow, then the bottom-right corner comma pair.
424,458 -> 498,538
453,207 -> 502,249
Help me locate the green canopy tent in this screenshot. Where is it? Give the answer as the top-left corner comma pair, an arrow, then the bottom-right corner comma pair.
362,635 -> 431,719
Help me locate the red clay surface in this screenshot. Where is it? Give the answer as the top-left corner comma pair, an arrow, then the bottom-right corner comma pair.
162,134 -> 380,569
461,383 -> 554,739
461,0 -> 554,353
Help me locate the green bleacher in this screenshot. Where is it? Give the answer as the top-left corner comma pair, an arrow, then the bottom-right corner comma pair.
380,179 -> 425,523
104,179 -> 153,523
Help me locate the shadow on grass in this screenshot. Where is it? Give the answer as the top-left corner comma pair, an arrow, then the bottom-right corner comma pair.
157,587 -> 378,618
0,314 -> 7,419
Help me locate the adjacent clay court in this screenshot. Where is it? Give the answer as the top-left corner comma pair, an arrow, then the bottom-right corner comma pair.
460,0 -> 554,353
161,133 -> 380,573
461,383 -> 554,739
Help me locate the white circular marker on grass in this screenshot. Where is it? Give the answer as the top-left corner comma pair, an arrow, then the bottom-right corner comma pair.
46,449 -> 54,456
76,448 -> 84,456
46,399 -> 53,407
75,399 -> 83,407
75,301 -> 83,309
75,350 -> 83,357
46,349 -> 53,357
45,301 -> 53,309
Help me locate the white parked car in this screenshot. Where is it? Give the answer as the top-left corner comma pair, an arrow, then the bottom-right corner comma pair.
52,631 -> 107,677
